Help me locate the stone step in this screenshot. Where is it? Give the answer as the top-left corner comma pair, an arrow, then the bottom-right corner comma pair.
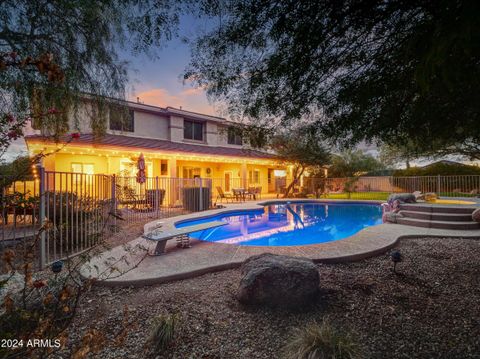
398,210 -> 473,222
399,203 -> 476,214
396,217 -> 480,230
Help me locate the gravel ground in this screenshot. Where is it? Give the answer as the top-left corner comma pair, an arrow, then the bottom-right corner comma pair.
68,237 -> 480,359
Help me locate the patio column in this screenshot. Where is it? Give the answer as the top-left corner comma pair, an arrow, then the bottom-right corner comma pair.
169,158 -> 178,206
241,162 -> 248,189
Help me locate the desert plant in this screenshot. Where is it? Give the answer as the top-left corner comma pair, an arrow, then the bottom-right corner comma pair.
343,177 -> 359,199
282,319 -> 362,359
145,313 -> 178,354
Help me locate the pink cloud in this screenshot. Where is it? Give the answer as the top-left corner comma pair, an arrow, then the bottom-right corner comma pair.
131,87 -> 217,116
180,87 -> 203,96
132,88 -> 182,108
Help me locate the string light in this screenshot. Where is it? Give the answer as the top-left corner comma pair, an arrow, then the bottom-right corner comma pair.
27,142 -> 277,166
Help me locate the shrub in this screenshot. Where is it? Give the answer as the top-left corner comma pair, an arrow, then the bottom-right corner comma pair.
145,313 -> 177,354
393,162 -> 480,176
282,320 -> 362,359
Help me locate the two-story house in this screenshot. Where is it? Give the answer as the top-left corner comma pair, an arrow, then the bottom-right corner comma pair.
25,99 -> 288,195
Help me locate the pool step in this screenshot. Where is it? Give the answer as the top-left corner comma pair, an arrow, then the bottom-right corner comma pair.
395,217 -> 480,230
399,203 -> 475,214
394,203 -> 479,230
398,210 -> 474,222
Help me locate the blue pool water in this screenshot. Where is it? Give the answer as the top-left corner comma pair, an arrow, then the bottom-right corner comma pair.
175,202 -> 383,246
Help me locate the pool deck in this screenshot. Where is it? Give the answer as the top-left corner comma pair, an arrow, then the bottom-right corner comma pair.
80,199 -> 480,287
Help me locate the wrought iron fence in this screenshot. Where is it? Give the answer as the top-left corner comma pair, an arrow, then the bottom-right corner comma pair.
3,171 -> 478,268
300,175 -> 480,199
1,169 -> 213,269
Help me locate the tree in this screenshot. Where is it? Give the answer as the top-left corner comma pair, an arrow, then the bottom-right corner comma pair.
186,0 -> 480,156
271,129 -> 330,197
328,150 -> 385,178
0,0 -> 182,156
379,142 -> 424,169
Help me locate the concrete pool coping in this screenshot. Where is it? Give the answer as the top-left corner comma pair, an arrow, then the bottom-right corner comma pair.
80,199 -> 480,287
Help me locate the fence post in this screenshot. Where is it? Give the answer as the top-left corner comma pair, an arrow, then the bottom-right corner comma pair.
111,174 -> 116,226
437,174 -> 441,194
37,164 -> 46,269
199,178 -> 203,211
155,176 -> 159,217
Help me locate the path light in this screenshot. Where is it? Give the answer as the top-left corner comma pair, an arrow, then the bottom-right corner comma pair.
390,250 -> 402,273
51,260 -> 64,274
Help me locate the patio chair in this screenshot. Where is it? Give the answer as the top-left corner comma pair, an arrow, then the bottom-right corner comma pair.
232,188 -> 246,202
246,187 -> 257,200
215,186 -> 234,204
116,184 -> 149,210
255,186 -> 262,199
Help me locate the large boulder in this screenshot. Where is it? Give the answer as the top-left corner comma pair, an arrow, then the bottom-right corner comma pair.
387,193 -> 416,205
472,208 -> 480,223
237,253 -> 319,307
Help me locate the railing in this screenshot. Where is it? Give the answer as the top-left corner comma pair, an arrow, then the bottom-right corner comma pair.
1,169 -> 213,269
3,171 -> 478,268
300,175 -> 480,200
114,176 -> 212,225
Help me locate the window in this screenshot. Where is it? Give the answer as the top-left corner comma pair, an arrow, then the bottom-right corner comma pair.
71,163 -> 94,184
160,160 -> 168,176
249,169 -> 260,184
227,127 -> 243,145
71,163 -> 94,175
183,167 -> 201,179
110,107 -> 134,132
184,120 -> 204,141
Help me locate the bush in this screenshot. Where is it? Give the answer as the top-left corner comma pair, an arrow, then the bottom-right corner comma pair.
145,313 -> 177,354
282,320 -> 362,359
393,162 -> 480,176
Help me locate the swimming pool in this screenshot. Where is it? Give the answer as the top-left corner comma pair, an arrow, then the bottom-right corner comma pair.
175,202 -> 383,246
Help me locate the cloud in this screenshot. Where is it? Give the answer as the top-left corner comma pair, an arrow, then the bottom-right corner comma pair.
131,87 -> 217,116
132,88 -> 182,108
180,87 -> 204,96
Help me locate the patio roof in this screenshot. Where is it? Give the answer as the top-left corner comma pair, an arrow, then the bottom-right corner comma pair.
25,134 -> 277,160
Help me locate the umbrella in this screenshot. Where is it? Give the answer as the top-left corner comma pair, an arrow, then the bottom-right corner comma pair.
136,153 -> 146,184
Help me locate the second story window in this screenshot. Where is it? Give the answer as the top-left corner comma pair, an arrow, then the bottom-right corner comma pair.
227,127 -> 243,145
110,107 -> 134,132
184,120 -> 204,141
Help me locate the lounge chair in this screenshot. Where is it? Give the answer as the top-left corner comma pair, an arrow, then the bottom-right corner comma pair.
142,220 -> 227,255
215,186 -> 235,204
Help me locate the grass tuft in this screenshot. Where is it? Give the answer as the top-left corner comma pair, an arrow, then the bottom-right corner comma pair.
145,313 -> 177,354
282,319 -> 363,359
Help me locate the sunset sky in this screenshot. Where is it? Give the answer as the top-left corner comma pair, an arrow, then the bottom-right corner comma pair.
123,13 -> 218,116
5,14 -> 218,160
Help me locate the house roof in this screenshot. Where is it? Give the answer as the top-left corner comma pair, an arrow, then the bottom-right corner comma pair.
25,134 -> 277,160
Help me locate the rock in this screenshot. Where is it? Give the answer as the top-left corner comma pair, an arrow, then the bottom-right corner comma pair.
0,271 -> 24,305
237,253 -> 319,307
383,212 -> 401,223
472,208 -> 480,223
387,193 -> 416,205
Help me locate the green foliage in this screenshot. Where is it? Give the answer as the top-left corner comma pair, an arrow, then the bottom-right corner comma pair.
282,320 -> 363,359
329,150 -> 385,178
0,0 -> 183,146
187,0 -> 480,158
146,313 -> 178,354
343,177 -> 359,199
272,128 -> 331,197
0,156 -> 33,185
272,129 -> 331,169
393,162 -> 480,176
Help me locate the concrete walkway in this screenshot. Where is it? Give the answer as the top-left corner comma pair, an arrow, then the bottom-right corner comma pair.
80,199 -> 480,287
